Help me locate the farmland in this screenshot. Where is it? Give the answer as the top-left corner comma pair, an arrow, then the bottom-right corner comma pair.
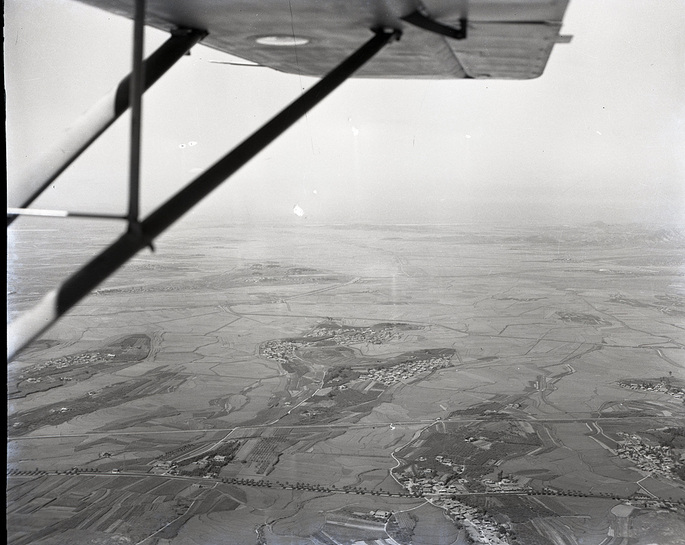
7,222 -> 685,544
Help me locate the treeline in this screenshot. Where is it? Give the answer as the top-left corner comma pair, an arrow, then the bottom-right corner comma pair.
653,427 -> 685,449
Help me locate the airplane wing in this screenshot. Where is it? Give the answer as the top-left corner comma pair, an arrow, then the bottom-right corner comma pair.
8,0 -> 572,360
75,0 -> 571,79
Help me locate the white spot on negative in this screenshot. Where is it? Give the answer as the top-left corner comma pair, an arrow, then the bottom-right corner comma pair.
293,205 -> 304,217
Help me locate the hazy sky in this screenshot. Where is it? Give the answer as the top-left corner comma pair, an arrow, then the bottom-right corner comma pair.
5,0 -> 685,225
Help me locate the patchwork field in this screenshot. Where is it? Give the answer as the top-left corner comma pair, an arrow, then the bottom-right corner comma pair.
7,222 -> 685,544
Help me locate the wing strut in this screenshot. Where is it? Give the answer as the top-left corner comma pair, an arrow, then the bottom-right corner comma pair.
7,27 -> 207,226
7,27 -> 402,362
128,0 -> 146,230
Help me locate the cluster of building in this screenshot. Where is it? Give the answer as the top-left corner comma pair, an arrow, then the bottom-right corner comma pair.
400,471 -> 468,496
481,477 -> 530,494
616,433 -> 679,477
261,326 -> 400,367
442,501 -> 511,545
396,471 -> 511,544
393,459 -> 537,543
304,324 -> 400,345
261,324 -> 408,368
435,455 -> 464,472
619,379 -> 685,401
358,356 -> 452,385
242,275 -> 280,284
348,509 -> 392,521
150,460 -> 178,475
96,285 -> 181,294
260,339 -> 306,364
21,351 -> 115,376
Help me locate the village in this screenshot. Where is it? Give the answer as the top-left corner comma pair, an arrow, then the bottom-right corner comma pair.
19,351 -> 116,376
395,461 -> 526,544
358,355 -> 453,386
260,322 -> 454,393
260,338 -> 305,364
261,322 -> 413,365
616,433 -> 681,478
619,378 -> 685,401
304,323 -> 404,344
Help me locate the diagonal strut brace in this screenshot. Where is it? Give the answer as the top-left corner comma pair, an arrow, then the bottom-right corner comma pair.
7,27 -> 207,226
7,27 -> 402,362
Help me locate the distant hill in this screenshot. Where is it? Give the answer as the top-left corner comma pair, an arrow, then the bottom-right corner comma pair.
507,224 -> 685,247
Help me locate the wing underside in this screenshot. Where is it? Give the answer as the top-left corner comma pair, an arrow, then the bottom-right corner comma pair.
75,0 -> 571,79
